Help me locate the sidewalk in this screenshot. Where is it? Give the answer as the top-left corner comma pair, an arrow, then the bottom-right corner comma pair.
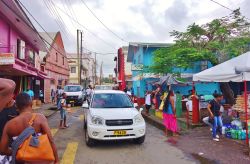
142,111 -> 250,163
33,103 -> 57,118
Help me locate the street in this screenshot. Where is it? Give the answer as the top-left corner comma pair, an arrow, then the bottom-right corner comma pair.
48,107 -> 195,164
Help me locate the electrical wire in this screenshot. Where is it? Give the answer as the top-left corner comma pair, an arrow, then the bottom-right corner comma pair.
53,3 -> 117,50
47,0 -> 72,40
82,47 -> 116,55
43,0 -> 69,40
209,0 -> 250,21
12,0 -> 76,59
80,0 -> 128,43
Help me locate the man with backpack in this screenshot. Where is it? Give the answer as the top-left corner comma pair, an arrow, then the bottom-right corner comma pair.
58,93 -> 69,129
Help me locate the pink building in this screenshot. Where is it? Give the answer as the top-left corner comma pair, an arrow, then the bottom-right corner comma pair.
40,32 -> 70,103
0,0 -> 47,99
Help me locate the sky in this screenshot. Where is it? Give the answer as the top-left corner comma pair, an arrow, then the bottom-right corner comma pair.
19,0 -> 250,76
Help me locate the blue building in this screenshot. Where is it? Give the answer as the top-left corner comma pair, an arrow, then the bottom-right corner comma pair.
127,42 -> 220,101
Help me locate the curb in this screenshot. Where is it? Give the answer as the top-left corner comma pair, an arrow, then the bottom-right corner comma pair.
142,112 -> 165,131
45,108 -> 58,118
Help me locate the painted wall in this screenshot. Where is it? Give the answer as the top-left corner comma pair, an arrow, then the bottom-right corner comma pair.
132,47 -> 159,98
0,16 -> 39,57
171,82 -> 220,96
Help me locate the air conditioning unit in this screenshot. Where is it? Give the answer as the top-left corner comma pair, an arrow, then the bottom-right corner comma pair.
17,39 -> 25,59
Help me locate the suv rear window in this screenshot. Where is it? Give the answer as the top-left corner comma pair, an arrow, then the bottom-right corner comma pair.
64,86 -> 81,92
91,93 -> 133,108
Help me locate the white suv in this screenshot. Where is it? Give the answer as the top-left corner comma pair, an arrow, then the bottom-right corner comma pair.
82,90 -> 146,146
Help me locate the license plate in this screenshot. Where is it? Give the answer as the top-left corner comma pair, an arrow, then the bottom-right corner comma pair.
70,101 -> 74,103
113,130 -> 127,135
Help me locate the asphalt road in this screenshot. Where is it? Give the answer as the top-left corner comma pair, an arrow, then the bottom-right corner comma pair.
48,107 -> 196,164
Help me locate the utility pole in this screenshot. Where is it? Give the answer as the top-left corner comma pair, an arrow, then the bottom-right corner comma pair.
100,61 -> 103,85
94,53 -> 97,85
80,31 -> 83,86
77,29 -> 80,84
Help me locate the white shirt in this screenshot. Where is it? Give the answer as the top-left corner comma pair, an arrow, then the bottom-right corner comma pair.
86,88 -> 92,95
145,94 -> 151,105
186,100 -> 193,111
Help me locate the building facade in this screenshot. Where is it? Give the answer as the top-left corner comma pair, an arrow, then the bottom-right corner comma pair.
67,53 -> 95,87
127,42 -> 220,104
40,32 -> 69,103
0,0 -> 47,99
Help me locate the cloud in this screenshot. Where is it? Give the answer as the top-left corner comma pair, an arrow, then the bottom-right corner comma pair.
19,0 -> 250,76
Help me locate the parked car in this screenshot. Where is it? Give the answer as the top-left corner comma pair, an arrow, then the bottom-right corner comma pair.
64,85 -> 84,106
82,90 -> 146,146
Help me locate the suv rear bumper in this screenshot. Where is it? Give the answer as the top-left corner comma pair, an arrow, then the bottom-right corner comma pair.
87,123 -> 146,140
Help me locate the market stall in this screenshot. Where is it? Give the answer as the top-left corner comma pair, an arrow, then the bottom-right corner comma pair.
193,51 -> 250,146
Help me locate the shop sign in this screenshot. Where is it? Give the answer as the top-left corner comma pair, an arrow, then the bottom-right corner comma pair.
131,64 -> 143,71
0,53 -> 15,65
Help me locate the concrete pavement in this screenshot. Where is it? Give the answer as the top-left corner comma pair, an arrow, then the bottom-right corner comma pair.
48,107 -> 196,164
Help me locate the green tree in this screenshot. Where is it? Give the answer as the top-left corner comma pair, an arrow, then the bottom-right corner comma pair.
151,9 -> 250,103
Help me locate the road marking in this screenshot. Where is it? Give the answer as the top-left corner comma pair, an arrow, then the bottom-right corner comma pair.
61,142 -> 79,164
79,114 -> 84,121
51,128 -> 58,137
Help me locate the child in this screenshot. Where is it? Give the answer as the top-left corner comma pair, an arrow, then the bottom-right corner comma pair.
59,93 -> 69,129
0,93 -> 59,163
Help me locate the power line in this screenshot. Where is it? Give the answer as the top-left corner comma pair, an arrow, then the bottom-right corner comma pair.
82,47 -> 116,55
42,0 -> 70,40
53,2 -> 117,50
47,0 -> 72,40
209,0 -> 233,11
80,0 -> 128,43
209,0 -> 250,21
13,0 -> 76,59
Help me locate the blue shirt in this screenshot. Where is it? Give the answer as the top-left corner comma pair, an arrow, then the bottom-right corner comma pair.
163,100 -> 174,114
26,90 -> 34,98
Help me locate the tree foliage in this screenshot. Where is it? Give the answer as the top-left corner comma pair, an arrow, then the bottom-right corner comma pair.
150,9 -> 250,74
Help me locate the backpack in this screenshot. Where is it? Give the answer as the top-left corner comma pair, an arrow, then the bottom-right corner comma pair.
57,99 -> 62,110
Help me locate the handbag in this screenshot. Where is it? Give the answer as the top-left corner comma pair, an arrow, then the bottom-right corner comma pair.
16,114 -> 55,162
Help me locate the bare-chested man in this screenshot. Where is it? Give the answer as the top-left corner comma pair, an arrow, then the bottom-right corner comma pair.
0,93 -> 59,164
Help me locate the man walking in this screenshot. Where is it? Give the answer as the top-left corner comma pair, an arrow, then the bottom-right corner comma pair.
207,93 -> 223,142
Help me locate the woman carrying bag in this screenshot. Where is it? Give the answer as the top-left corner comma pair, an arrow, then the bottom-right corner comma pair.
0,93 -> 59,164
162,90 -> 178,137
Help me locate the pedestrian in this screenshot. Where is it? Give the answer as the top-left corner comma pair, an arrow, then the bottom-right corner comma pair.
163,90 -> 178,137
0,93 -> 59,164
39,89 -> 44,103
86,85 -> 93,105
58,93 -> 69,129
154,85 -> 162,111
51,89 -> 55,103
145,91 -> 152,116
207,93 -> 223,142
0,78 -> 17,163
25,86 -> 34,100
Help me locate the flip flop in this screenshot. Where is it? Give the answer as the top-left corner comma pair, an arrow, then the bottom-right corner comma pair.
64,125 -> 69,128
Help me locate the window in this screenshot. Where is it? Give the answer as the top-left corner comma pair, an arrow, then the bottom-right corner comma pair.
64,86 -> 81,92
200,61 -> 208,71
17,39 -> 25,59
71,66 -> 76,73
56,53 -> 58,62
63,57 -> 64,65
91,93 -> 133,108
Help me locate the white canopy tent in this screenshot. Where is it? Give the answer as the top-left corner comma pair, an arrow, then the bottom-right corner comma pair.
193,51 -> 250,147
193,51 -> 250,82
